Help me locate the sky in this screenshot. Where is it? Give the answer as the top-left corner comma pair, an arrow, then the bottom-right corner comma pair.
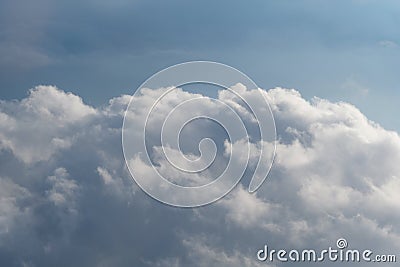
0,0 -> 399,129
0,1 -> 400,267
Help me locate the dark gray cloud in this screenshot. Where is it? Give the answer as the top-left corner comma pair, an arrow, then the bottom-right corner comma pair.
0,85 -> 399,266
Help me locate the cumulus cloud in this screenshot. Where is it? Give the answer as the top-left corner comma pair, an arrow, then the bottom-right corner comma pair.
0,178 -> 31,236
0,85 -> 96,164
46,168 -> 78,208
0,85 -> 399,266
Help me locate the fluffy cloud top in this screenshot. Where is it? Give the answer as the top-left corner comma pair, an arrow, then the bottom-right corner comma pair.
0,85 -> 399,266
0,85 -> 96,164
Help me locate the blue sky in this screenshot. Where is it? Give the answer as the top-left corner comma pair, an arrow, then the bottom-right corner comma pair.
1,0 -> 399,130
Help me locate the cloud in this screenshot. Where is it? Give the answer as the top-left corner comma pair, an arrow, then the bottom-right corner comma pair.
379,40 -> 399,48
0,178 -> 31,236
180,236 -> 271,267
0,85 -> 96,164
0,85 -> 399,266
46,168 -> 79,208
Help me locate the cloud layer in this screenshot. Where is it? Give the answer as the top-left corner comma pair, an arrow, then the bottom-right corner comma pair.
0,85 -> 399,266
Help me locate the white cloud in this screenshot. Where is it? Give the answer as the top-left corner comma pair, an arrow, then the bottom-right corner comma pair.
0,85 -> 96,164
181,236 -> 272,267
255,88 -> 400,250
219,185 -> 279,230
46,167 -> 78,208
0,85 -> 399,266
0,178 -> 31,236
